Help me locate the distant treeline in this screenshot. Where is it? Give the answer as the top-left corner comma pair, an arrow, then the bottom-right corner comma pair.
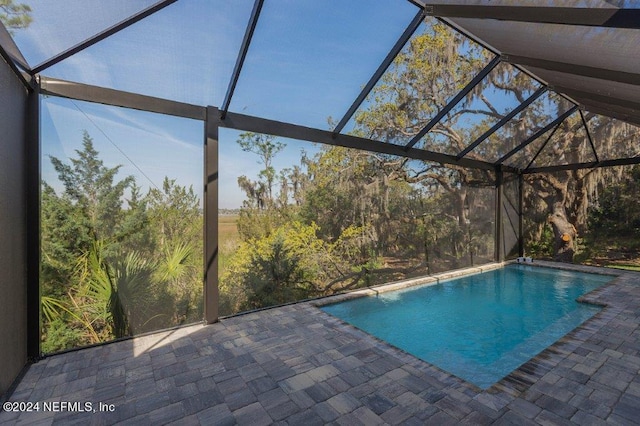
220,208 -> 241,216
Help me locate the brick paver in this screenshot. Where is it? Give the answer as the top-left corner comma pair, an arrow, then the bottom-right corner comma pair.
1,261 -> 639,425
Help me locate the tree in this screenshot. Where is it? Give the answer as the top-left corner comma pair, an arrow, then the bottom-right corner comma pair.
43,241 -> 165,347
220,220 -> 370,313
588,165 -> 640,239
301,146 -> 414,257
349,23 -> 504,262
522,114 -> 640,261
42,132 -> 140,300
42,132 -> 144,348
77,242 -> 153,339
352,20 -> 640,262
41,182 -> 93,296
235,132 -> 300,241
145,177 -> 203,324
146,177 -> 201,247
41,131 -> 205,351
116,183 -> 154,255
49,131 -> 135,251
237,132 -> 285,206
0,0 -> 32,33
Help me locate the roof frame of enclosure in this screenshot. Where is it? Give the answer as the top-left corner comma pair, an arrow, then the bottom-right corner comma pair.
0,0 -> 639,173
419,2 -> 640,134
421,4 -> 640,29
40,76 -> 506,172
457,86 -> 548,160
220,0 -> 265,119
498,106 -> 579,166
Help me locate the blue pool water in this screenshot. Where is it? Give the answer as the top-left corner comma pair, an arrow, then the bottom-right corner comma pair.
321,264 -> 613,389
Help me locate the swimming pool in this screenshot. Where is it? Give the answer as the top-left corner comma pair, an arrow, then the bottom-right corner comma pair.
320,264 -> 613,389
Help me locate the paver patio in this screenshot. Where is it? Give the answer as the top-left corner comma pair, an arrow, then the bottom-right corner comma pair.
1,262 -> 639,425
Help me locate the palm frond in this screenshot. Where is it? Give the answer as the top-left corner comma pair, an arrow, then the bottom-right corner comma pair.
157,242 -> 194,283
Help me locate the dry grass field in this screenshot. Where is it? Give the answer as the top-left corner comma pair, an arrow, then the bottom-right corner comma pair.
219,215 -> 240,271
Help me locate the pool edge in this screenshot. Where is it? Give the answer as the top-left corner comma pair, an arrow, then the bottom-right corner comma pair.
312,261 -> 509,307
310,261 -> 631,400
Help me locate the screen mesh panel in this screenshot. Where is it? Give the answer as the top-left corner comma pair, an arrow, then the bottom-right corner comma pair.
44,0 -> 253,106
418,62 -> 540,157
40,96 -> 203,353
477,92 -> 573,164
230,0 -> 417,130
10,0 -> 159,67
448,18 -> 640,76
531,112 -> 597,167
344,16 -> 494,145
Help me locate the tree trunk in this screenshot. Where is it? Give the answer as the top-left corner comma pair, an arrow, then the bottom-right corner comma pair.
548,202 -> 577,262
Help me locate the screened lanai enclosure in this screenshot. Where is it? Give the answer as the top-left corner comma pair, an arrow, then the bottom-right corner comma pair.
1,0 -> 640,397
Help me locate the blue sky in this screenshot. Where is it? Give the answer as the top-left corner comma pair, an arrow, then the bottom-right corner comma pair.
40,96 -> 318,209
13,0 -> 420,208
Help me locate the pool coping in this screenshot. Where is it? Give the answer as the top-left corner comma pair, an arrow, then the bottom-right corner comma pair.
310,260 -> 626,398
312,261 -> 510,307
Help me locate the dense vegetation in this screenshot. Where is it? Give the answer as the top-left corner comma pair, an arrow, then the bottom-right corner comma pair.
219,134 -> 495,315
529,165 -> 640,267
41,132 -> 203,352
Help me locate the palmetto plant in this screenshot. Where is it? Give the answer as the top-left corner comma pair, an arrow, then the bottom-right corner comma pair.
157,242 -> 194,284
41,295 -> 101,344
155,241 -> 199,324
43,241 -> 158,342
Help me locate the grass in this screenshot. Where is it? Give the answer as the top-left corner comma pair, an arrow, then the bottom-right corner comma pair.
219,215 -> 240,272
219,215 -> 240,240
577,235 -> 640,272
605,264 -> 640,272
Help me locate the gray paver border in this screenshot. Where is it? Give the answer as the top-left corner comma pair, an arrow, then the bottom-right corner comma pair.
3,260 -> 638,425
